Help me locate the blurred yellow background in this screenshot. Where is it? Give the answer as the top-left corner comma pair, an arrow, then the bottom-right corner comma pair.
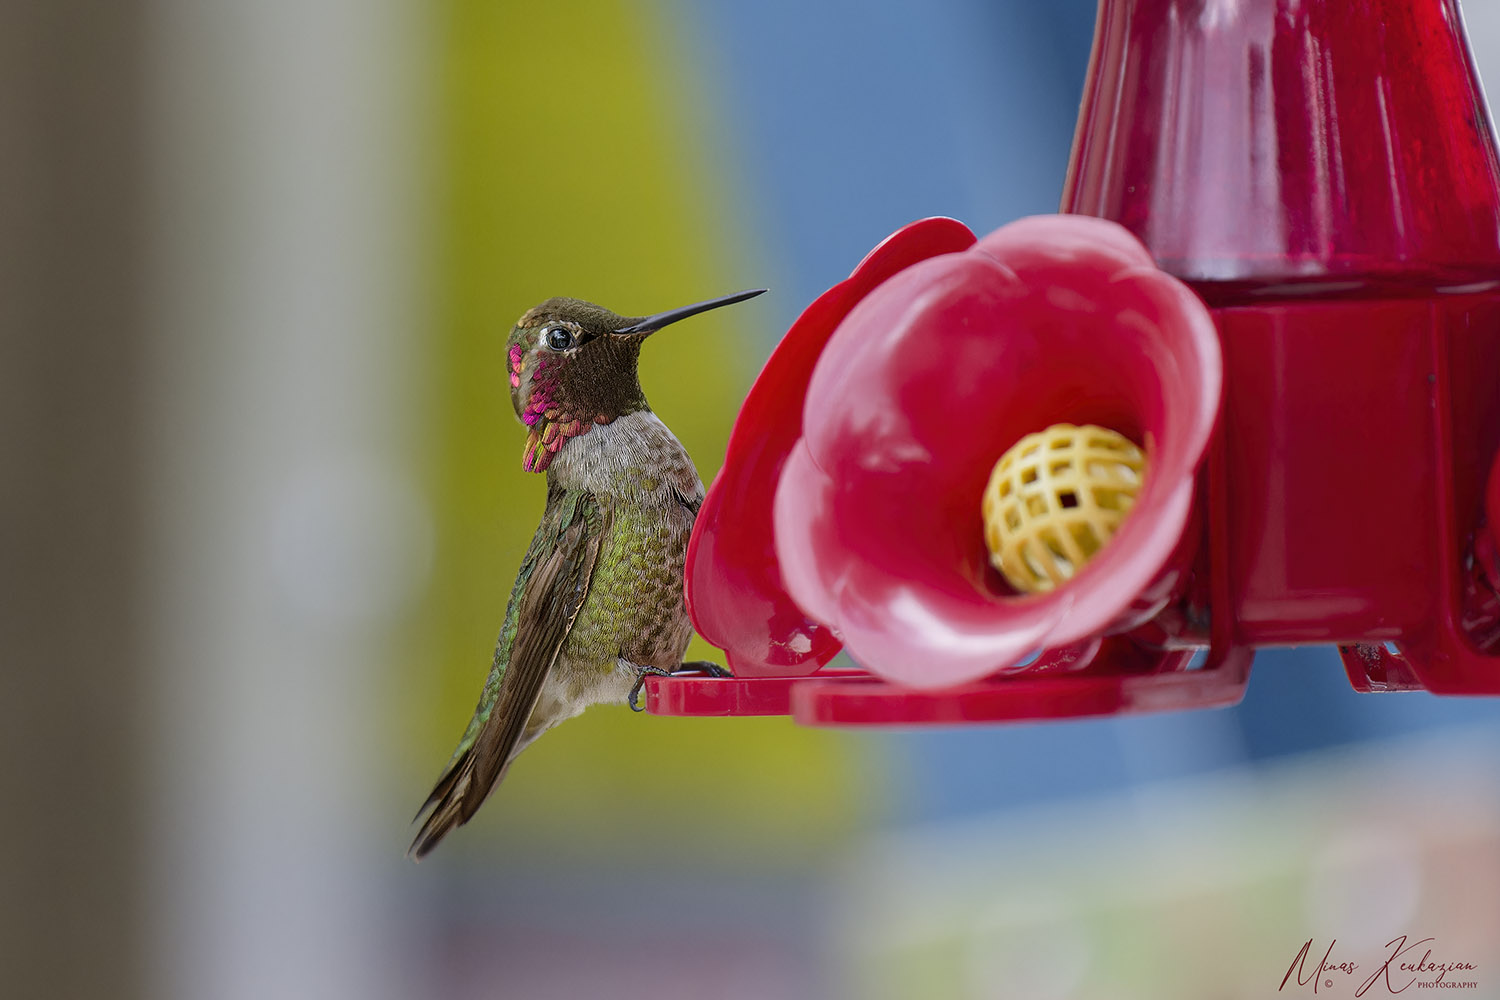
417,0 -> 865,858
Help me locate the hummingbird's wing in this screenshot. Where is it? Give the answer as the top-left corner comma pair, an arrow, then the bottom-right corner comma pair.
409,489 -> 608,858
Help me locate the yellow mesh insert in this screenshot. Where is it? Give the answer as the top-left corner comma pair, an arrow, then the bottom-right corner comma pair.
981,423 -> 1146,593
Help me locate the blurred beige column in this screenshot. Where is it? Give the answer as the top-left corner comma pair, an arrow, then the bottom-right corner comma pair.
145,2 -> 429,999
0,4 -> 151,999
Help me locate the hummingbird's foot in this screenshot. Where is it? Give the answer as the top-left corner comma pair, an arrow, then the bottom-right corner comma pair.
628,665 -> 674,713
627,661 -> 734,712
676,660 -> 731,679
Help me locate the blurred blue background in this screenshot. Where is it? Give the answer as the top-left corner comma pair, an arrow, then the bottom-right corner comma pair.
11,1 -> 1500,998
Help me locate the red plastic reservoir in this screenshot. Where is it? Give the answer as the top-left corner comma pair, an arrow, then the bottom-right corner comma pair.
1062,0 -> 1500,694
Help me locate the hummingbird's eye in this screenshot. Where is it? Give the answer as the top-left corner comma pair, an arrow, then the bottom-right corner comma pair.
544,326 -> 575,351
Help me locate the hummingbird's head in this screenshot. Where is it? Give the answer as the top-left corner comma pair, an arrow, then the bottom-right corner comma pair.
505,289 -> 765,473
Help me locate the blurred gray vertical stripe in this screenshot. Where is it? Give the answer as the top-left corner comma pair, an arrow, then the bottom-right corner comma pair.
0,4 -> 149,1000
142,1 -> 425,997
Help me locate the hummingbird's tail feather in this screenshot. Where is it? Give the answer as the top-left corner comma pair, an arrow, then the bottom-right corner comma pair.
411,754 -> 466,824
407,492 -> 606,860
408,750 -> 513,859
408,765 -> 465,859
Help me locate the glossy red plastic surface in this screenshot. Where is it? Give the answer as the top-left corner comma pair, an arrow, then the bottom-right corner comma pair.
792,644 -> 1252,726
656,0 -> 1500,723
1064,0 -> 1500,286
1065,0 -> 1500,697
642,669 -> 865,717
684,217 -> 977,676
773,216 -> 1222,688
1489,448 -> 1500,564
1483,448 -> 1500,599
791,401 -> 1251,723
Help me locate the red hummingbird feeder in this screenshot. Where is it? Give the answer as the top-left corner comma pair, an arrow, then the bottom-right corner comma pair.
648,0 -> 1500,725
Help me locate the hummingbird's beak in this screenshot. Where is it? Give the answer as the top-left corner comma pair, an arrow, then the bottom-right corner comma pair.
611,288 -> 767,337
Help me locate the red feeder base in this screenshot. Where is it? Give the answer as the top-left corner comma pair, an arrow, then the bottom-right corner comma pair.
642,669 -> 865,717
646,642 -> 1252,726
790,646 -> 1251,727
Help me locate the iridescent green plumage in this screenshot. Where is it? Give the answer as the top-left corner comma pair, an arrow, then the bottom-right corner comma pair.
411,290 -> 764,857
449,487 -> 600,762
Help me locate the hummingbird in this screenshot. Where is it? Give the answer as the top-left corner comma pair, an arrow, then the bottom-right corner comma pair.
409,287 -> 765,858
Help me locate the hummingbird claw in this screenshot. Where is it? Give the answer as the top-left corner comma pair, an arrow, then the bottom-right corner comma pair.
628,665 -> 673,712
679,660 -> 731,679
627,661 -> 733,712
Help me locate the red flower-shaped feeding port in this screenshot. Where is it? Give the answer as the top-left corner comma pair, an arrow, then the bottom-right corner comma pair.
662,215 -> 1245,722
777,215 -> 1222,687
